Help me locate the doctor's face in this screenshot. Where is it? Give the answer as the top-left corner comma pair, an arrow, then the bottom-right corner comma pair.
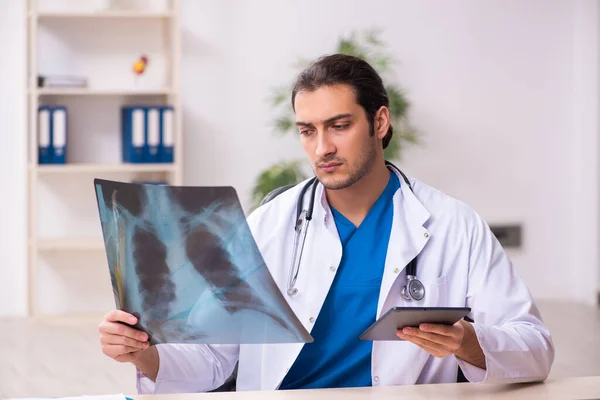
294,84 -> 382,190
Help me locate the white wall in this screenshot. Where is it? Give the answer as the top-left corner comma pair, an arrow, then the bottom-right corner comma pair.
0,0 -> 598,317
180,0 -> 599,304
570,0 -> 600,309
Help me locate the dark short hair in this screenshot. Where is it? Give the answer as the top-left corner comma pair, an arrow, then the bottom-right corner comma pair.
291,54 -> 393,149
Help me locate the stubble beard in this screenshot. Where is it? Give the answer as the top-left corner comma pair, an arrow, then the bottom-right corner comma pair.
316,137 -> 378,191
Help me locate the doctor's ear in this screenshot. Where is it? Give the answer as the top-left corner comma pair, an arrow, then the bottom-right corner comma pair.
373,106 -> 390,140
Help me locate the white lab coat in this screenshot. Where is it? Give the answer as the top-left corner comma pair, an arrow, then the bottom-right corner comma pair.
137,168 -> 554,394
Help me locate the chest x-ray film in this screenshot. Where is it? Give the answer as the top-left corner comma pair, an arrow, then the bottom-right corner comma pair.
94,179 -> 313,345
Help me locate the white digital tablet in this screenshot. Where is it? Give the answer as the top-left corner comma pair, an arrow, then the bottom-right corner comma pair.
359,307 -> 472,341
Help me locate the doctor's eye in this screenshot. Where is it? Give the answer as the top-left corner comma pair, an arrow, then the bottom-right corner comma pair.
332,124 -> 349,130
299,129 -> 314,136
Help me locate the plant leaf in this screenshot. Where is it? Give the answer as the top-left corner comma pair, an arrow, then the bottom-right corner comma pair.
383,122 -> 421,161
383,132 -> 401,161
272,115 -> 295,136
364,27 -> 384,47
372,55 -> 391,74
269,86 -> 289,107
336,33 -> 369,59
386,85 -> 410,119
251,160 -> 308,209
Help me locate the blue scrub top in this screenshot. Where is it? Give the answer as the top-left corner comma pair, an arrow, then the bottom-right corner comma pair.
279,171 -> 400,389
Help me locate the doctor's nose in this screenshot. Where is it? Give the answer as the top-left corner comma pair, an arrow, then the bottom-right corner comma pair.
315,132 -> 336,158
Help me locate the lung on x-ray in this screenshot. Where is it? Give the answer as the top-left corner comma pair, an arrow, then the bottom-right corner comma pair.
94,179 -> 313,345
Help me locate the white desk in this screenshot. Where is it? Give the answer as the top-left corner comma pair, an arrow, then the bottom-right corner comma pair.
135,375 -> 600,400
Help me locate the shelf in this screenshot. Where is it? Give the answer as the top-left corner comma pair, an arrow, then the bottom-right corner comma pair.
26,0 -> 182,318
32,11 -> 175,20
34,163 -> 176,174
32,88 -> 175,96
35,237 -> 105,252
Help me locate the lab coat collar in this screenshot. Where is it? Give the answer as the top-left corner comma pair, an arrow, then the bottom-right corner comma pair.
312,165 -> 432,228
376,166 -> 432,316
309,165 -> 433,318
392,166 -> 431,227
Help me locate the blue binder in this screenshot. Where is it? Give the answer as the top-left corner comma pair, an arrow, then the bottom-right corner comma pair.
38,106 -> 52,164
51,106 -> 68,164
145,107 -> 160,163
121,106 -> 146,163
159,105 -> 174,163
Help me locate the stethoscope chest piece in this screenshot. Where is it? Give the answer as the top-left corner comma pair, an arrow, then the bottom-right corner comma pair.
401,275 -> 425,301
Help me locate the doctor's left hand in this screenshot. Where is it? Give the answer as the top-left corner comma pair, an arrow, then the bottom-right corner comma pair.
397,320 -> 486,370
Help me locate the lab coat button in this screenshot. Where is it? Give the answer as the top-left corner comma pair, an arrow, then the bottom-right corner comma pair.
424,232 -> 429,238
393,268 -> 399,274
309,317 -> 315,323
329,265 -> 336,271
374,376 -> 379,383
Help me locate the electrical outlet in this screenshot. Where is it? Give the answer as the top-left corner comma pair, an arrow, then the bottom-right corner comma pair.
489,225 -> 522,248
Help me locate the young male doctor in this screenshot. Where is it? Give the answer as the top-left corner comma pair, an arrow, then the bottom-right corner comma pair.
98,54 -> 554,393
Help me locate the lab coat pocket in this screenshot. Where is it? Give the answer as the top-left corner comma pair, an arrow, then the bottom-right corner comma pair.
419,275 -> 448,307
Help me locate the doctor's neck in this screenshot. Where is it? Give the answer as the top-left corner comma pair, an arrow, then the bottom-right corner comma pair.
324,159 -> 391,228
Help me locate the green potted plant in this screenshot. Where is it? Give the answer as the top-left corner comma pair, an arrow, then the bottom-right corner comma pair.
250,29 -> 420,209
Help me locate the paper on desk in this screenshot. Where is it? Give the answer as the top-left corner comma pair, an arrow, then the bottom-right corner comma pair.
94,179 -> 313,345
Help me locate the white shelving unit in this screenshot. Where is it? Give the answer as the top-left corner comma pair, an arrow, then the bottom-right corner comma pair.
37,238 -> 106,252
33,88 -> 176,96
35,11 -> 175,19
26,0 -> 183,318
35,163 -> 177,174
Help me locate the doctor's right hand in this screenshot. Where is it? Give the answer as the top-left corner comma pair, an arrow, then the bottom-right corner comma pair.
98,310 -> 151,363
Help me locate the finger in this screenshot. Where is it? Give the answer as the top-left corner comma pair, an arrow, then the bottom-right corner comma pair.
419,323 -> 457,337
105,310 -> 138,325
102,344 -> 142,359
399,332 -> 453,356
101,322 -> 148,342
101,333 -> 149,350
416,341 -> 451,358
401,327 -> 460,350
398,330 -> 449,350
115,353 -> 138,363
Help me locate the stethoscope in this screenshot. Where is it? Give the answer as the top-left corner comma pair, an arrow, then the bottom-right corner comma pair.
287,161 -> 426,302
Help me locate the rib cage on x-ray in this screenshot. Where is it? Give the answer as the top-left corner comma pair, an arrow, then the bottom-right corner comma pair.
94,179 -> 312,345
